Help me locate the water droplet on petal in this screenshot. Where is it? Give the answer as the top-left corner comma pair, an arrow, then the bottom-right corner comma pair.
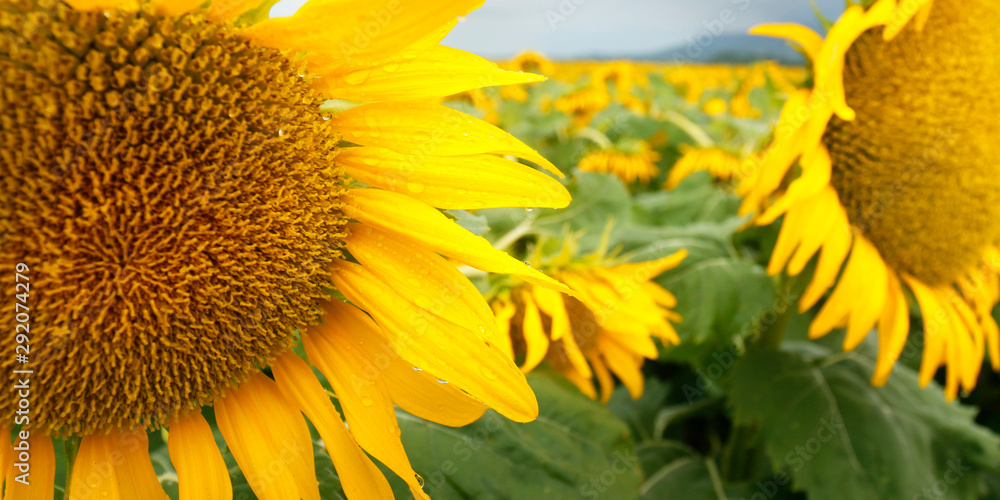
415,474 -> 425,488
361,397 -> 374,407
436,378 -> 449,384
413,366 -> 423,372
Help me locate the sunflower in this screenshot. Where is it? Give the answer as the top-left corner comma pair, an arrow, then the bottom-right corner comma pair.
0,0 -> 573,497
578,139 -> 662,185
490,240 -> 686,403
702,97 -> 728,117
553,83 -> 611,129
665,145 -> 748,189
739,0 -> 1000,400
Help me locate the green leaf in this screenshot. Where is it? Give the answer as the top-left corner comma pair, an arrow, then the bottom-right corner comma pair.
631,172 -> 741,226
393,371 -> 642,500
444,210 -> 490,237
727,343 -> 1000,500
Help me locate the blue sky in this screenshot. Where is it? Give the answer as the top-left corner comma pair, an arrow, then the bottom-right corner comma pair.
270,0 -> 846,59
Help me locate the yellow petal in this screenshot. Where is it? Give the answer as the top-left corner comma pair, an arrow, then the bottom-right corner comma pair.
339,147 -> 570,210
329,102 -> 560,176
519,289 -> 551,373
810,237 -> 869,339
331,260 -> 539,421
70,435 -> 121,500
0,426 -> 11,497
554,334 -> 594,380
872,271 -> 910,387
983,314 -> 1000,372
208,0 -> 264,22
842,238 -> 888,351
317,45 -> 545,101
786,189 -> 842,276
643,281 -> 678,309
69,431 -> 169,500
313,300 -> 488,427
560,365 -> 599,400
756,145 -> 832,225
168,412 -> 234,500
346,222 -> 496,340
341,189 -> 569,292
588,352 -> 616,405
599,337 -> 644,399
152,0 -> 201,16
492,297 -> 518,360
244,0 -> 481,59
215,373 -> 320,500
799,205 -> 852,310
531,286 -> 571,341
605,250 -> 687,280
904,277 -> 949,387
63,0 -> 133,10
270,352 -> 396,500
884,0 -> 934,40
4,435 -> 55,500
114,432 -> 171,500
749,23 -> 824,62
303,324 -> 431,500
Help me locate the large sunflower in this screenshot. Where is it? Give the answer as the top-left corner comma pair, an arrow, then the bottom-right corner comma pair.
739,0 -> 1000,399
0,0 -> 572,497
490,240 -> 686,403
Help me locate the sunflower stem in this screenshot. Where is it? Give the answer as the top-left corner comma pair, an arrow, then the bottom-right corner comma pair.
64,435 -> 82,490
753,272 -> 798,350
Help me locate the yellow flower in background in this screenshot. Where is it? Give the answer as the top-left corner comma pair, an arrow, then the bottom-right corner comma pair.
665,145 -> 748,189
0,0 -> 571,497
503,49 -> 555,76
740,0 -> 1000,399
491,242 -> 686,403
579,140 -> 662,185
554,84 -> 611,129
703,97 -> 728,116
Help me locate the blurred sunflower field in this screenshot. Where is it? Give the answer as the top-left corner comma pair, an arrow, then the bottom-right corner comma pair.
4,1 -> 1000,499
387,49 -> 1000,499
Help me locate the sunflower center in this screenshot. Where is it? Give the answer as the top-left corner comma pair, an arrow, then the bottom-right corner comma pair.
1,1 -> 346,435
823,0 -> 1000,286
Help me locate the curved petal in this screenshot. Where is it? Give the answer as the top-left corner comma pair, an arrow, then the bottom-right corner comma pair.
338,147 -> 569,210
5,435 -> 55,500
341,189 -> 569,292
317,45 -> 545,101
310,300 -> 488,427
243,0 -> 482,60
168,412 -> 233,500
302,328 -> 430,500
331,260 -> 539,422
329,102 -> 559,176
270,352 -> 395,500
215,373 -> 320,500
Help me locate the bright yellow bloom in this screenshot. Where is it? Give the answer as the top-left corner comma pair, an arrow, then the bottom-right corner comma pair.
491,244 -> 686,403
0,0 -> 571,498
502,50 -> 555,76
703,97 -> 728,116
554,84 -> 612,129
665,145 -> 748,189
579,140 -> 662,185
740,0 -> 1000,400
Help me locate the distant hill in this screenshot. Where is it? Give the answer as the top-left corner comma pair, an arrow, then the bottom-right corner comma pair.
581,35 -> 804,65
